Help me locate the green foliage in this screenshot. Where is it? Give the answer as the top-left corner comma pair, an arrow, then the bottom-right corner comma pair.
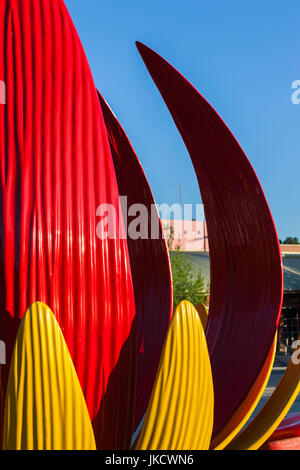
170,251 -> 207,311
165,223 -> 181,251
283,237 -> 299,245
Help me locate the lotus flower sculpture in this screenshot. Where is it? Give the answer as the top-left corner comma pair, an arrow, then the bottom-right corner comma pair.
0,0 -> 299,451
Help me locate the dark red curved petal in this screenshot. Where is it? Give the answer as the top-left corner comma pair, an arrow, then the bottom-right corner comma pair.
98,92 -> 173,430
0,0 -> 136,448
136,42 -> 283,436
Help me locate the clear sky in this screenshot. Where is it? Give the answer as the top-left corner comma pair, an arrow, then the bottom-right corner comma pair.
65,0 -> 300,241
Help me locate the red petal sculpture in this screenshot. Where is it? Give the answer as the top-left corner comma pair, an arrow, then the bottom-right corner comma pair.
264,413 -> 300,443
261,436 -> 300,451
0,0 -> 136,449
136,42 -> 283,437
98,92 -> 173,429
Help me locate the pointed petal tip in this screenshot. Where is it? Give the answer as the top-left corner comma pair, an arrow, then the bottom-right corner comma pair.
135,41 -> 144,53
135,41 -> 152,57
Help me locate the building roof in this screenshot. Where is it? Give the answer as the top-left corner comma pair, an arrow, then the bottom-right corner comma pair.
173,251 -> 300,293
282,254 -> 300,292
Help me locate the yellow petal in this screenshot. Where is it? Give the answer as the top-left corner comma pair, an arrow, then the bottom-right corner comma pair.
3,302 -> 96,450
135,300 -> 214,450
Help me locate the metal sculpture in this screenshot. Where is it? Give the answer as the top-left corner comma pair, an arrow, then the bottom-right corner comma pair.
0,0 -> 298,452
136,41 -> 284,444
135,301 -> 214,450
212,334 -> 277,449
98,93 -> 173,433
261,413 -> 300,450
0,0 -> 137,449
3,302 -> 96,450
226,333 -> 300,450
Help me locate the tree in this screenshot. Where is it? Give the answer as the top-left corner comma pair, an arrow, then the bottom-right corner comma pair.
164,223 -> 181,251
283,237 -> 299,245
170,251 -> 208,311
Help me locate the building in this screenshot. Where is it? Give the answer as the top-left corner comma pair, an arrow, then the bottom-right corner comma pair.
280,246 -> 300,354
166,222 -> 300,354
161,219 -> 209,251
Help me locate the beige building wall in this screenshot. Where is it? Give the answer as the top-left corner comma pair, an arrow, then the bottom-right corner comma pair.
161,219 -> 209,251
161,222 -> 300,255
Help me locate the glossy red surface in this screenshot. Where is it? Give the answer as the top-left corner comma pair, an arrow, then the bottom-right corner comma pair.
261,436 -> 300,451
0,0 -> 136,449
265,412 -> 300,443
136,42 -> 283,437
98,92 -> 173,430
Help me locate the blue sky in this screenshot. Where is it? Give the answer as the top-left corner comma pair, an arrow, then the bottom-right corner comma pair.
65,0 -> 300,241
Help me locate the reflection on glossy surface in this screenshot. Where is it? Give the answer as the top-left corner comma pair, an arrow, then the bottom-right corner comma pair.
3,302 -> 96,450
98,92 -> 173,431
135,301 -> 213,450
0,0 -> 136,449
136,41 -> 283,438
